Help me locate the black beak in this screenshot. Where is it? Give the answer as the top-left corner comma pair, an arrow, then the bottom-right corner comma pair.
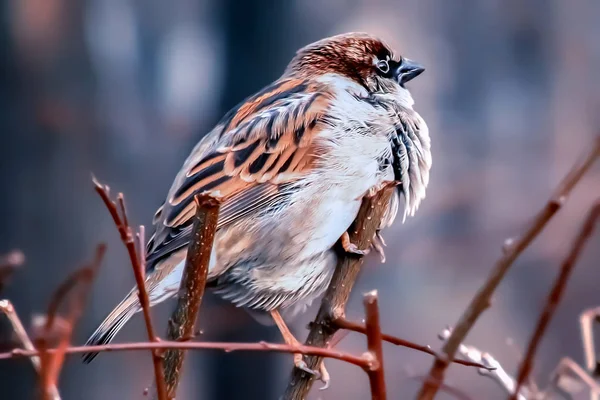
395,58 -> 425,86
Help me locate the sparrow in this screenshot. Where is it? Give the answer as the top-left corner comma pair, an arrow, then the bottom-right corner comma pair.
83,32 -> 432,374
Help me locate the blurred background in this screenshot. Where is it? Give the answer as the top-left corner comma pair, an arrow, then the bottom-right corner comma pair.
1,0 -> 599,398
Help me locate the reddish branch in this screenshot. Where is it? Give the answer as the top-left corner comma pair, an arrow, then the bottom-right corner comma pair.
93,178 -> 168,400
363,291 -> 386,400
0,300 -> 62,400
417,136 -> 600,399
36,245 -> 105,400
1,340 -> 368,367
159,195 -> 220,398
511,200 -> 600,399
334,317 -> 488,370
283,184 -> 396,399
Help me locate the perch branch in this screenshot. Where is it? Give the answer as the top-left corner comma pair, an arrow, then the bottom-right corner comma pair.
511,200 -> 600,399
93,177 -> 167,400
417,136 -> 600,400
159,195 -> 220,399
283,183 -> 396,399
363,290 -> 387,400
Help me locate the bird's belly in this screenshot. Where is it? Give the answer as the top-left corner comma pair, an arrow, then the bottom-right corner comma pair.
288,195 -> 361,259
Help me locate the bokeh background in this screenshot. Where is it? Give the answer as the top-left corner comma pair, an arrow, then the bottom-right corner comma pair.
1,0 -> 599,399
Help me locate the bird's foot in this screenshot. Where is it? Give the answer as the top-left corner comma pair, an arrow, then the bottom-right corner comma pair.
371,231 -> 387,263
293,353 -> 320,376
318,361 -> 331,390
341,231 -> 370,256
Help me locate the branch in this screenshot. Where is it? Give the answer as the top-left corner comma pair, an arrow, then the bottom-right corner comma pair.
334,317 -> 490,370
37,245 -> 105,400
0,250 -> 25,293
93,177 -> 168,400
363,291 -> 386,400
0,300 -> 61,399
549,357 -> 600,397
437,328 -> 528,400
283,183 -> 396,399
0,340 -> 370,367
159,195 -> 220,398
511,200 -> 600,399
417,136 -> 600,399
580,306 -> 600,377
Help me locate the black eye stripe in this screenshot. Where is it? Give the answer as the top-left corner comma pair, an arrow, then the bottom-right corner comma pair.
376,59 -> 400,79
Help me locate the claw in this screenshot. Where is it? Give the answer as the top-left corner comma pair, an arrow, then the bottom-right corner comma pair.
318,361 -> 331,390
376,230 -> 387,247
294,354 -> 320,376
341,231 -> 370,255
371,231 -> 387,263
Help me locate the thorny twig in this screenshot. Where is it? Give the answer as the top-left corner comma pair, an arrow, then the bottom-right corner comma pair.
417,136 -> 600,399
93,177 -> 168,400
158,195 -> 220,399
512,200 -> 600,399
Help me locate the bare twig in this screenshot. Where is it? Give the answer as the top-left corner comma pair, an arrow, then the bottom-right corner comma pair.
511,200 -> 600,399
137,225 -> 146,277
37,245 -> 105,400
334,317 -> 490,370
283,183 -> 396,399
580,306 -> 600,377
93,177 -> 168,400
0,300 -> 61,399
159,195 -> 220,398
417,137 -> 600,399
437,328 -> 528,400
0,250 -> 25,293
363,291 -> 386,400
0,340 -> 370,367
549,357 -> 600,399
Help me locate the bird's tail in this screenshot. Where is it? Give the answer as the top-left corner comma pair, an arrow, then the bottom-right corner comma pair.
82,293 -> 139,363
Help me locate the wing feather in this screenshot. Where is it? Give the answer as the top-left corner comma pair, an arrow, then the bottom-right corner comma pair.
146,78 -> 332,271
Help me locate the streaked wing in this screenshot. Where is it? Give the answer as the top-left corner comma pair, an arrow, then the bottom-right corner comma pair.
146,78 -> 332,269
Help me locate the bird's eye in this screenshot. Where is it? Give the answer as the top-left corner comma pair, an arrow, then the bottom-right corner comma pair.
376,60 -> 390,74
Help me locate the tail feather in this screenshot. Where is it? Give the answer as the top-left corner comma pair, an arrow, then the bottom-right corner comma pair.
82,295 -> 138,363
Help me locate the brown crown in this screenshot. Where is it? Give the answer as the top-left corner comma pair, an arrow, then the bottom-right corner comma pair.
285,33 -> 396,85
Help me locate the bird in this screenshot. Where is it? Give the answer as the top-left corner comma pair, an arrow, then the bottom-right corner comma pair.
83,32 -> 432,376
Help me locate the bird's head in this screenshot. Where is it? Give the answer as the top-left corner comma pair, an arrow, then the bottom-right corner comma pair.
285,32 -> 424,96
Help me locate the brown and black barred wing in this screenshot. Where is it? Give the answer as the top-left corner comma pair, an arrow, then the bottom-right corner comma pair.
145,78 -> 333,270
